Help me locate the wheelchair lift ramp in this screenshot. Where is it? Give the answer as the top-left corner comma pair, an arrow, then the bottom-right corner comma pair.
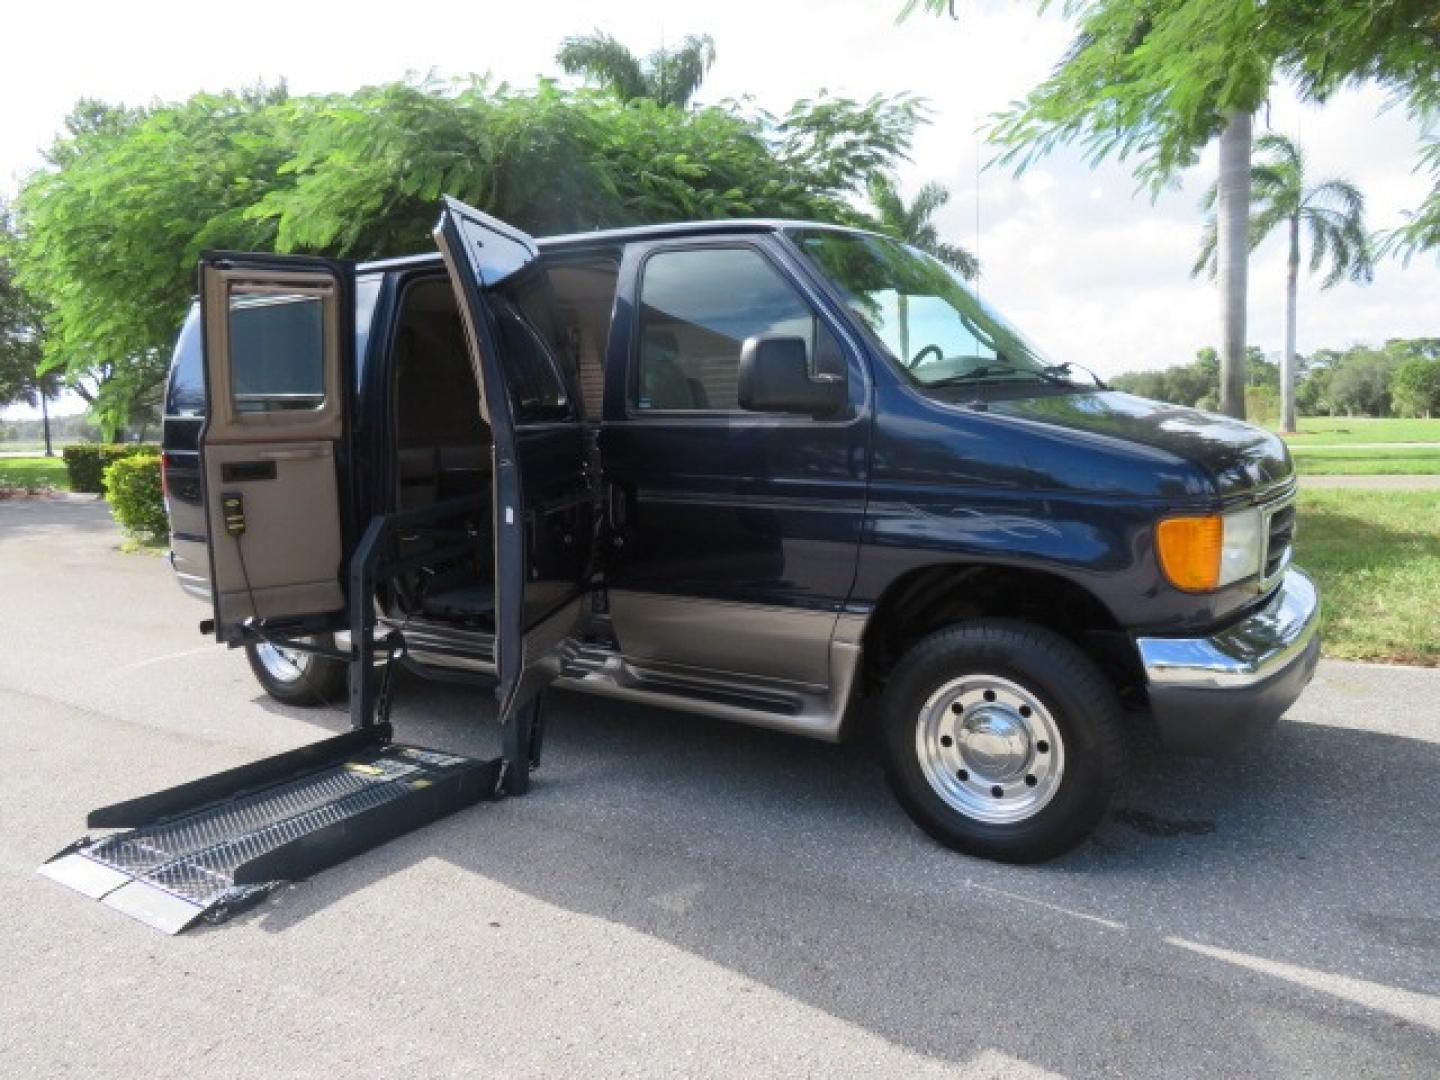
40,724 -> 500,934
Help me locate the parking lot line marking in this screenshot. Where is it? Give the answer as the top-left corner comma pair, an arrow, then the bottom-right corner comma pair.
113,645 -> 217,672
1169,937 -> 1440,1032
966,880 -> 1127,931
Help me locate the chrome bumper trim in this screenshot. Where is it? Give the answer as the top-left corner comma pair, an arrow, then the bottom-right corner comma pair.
1137,568 -> 1320,690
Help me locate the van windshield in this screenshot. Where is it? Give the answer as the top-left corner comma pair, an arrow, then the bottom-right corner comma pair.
788,228 -> 1079,390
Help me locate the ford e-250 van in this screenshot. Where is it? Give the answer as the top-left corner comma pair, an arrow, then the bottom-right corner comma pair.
162,197 -> 1320,863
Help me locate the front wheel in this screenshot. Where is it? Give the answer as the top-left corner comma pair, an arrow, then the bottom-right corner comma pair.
879,619 -> 1125,863
245,635 -> 347,707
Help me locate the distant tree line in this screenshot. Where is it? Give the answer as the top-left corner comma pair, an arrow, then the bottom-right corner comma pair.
1111,338 -> 1440,421
0,412 -> 103,446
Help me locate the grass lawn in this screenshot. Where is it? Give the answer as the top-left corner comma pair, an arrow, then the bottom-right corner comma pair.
1295,490 -> 1440,666
1282,417 -> 1440,444
0,456 -> 69,491
1290,446 -> 1440,475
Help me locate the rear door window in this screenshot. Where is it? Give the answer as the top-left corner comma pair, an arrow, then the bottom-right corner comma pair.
227,292 -> 327,414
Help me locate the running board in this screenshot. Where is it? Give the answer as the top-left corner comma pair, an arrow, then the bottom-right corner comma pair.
40,724 -> 501,934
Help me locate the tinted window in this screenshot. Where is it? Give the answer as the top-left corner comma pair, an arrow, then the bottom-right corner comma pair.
492,294 -> 572,423
166,305 -> 205,416
635,247 -> 839,412
353,275 -> 382,386
229,292 -> 326,413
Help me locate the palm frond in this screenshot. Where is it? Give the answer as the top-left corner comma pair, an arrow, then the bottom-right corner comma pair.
556,31 -> 647,102
1253,132 -> 1302,173
866,172 -> 976,279
1302,176 -> 1372,287
1192,220 -> 1218,279
866,174 -> 907,230
645,34 -> 716,109
907,181 -> 950,229
931,241 -> 979,279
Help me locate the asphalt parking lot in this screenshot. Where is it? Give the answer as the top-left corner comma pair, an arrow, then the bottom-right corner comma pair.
1,498 -> 1436,1078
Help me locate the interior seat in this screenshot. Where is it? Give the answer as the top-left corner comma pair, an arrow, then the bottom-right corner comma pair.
640,329 -> 709,410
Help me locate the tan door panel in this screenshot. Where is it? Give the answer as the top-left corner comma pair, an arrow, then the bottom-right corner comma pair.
205,441 -> 345,626
198,254 -> 354,637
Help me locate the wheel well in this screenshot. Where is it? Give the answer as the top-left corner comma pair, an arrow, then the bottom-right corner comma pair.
858,564 -> 1144,703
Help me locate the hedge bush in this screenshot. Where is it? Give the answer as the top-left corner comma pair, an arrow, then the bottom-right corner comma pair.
103,454 -> 168,543
63,444 -> 156,493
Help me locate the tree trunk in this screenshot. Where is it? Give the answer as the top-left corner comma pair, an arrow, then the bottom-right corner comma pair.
1281,214 -> 1300,434
1216,110 -> 1252,420
41,390 -> 53,457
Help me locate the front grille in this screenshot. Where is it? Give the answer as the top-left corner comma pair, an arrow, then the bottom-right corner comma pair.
1261,495 -> 1296,586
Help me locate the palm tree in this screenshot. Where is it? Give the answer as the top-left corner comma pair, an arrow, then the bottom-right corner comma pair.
867,174 -> 979,361
868,175 -> 978,277
1195,133 -> 1373,432
556,31 -> 717,109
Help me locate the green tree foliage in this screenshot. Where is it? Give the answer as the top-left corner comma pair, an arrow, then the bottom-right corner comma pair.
1326,347 -> 1399,417
11,89 -> 294,437
1,214 -> 47,409
11,77 -> 925,431
556,30 -> 716,108
1113,338 -> 1439,418
1391,356 -> 1440,418
910,1 -> 1439,182
866,174 -> 977,278
1111,345 -> 1275,409
1386,136 -> 1440,262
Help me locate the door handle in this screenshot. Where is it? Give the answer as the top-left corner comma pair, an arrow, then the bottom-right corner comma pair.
257,445 -> 330,461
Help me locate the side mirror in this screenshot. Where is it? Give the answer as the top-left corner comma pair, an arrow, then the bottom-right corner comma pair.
737,335 -> 847,418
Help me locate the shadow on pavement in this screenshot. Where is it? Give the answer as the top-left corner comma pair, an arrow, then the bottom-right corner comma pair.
227,669 -> 1438,1073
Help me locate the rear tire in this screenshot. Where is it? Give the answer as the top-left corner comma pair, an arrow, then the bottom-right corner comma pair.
879,619 -> 1125,863
245,635 -> 347,707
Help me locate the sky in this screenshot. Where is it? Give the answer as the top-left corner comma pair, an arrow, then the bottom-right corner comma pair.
3,0 -> 1437,421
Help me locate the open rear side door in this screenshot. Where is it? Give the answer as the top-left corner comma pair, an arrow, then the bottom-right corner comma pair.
198,253 -> 355,640
434,197 -> 594,719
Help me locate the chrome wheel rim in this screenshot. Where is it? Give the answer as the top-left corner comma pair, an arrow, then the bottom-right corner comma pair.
255,640 -> 311,685
915,673 -> 1066,825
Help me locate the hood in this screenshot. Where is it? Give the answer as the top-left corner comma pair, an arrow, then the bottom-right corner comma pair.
978,390 -> 1293,499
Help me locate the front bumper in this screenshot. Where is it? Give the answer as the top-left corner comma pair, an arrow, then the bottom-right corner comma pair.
1136,568 -> 1321,756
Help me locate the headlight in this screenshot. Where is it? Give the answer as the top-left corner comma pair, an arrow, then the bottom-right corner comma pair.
1155,508 -> 1262,592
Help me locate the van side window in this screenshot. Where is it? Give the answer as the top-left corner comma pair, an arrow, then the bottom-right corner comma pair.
491,294 -> 572,424
228,292 -> 327,413
167,307 -> 205,417
635,247 -> 841,413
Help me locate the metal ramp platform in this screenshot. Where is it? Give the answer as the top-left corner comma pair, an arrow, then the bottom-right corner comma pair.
40,724 -> 501,934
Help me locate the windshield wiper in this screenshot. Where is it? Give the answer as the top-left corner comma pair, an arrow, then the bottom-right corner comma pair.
1043,361 -> 1107,390
925,363 -> 1067,388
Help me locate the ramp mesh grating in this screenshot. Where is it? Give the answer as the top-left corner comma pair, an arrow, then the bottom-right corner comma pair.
83,752 -> 437,907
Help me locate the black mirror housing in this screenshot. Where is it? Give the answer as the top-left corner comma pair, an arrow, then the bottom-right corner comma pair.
737,335 -> 847,417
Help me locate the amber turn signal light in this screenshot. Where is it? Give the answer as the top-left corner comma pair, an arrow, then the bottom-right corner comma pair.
1155,515 -> 1223,592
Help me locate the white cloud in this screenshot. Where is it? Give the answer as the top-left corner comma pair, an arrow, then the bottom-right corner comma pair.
2,0 -> 1436,402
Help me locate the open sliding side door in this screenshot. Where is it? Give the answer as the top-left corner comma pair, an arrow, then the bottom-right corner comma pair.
198,253 -> 356,640
434,196 -> 594,720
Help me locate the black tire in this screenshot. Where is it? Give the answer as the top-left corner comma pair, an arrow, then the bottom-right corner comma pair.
245,634 -> 347,707
879,619 -> 1125,863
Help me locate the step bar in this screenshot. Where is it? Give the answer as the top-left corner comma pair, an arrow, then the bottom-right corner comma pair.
40,724 -> 501,934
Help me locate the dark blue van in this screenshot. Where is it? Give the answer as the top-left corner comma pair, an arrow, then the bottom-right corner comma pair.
162,197 -> 1319,862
